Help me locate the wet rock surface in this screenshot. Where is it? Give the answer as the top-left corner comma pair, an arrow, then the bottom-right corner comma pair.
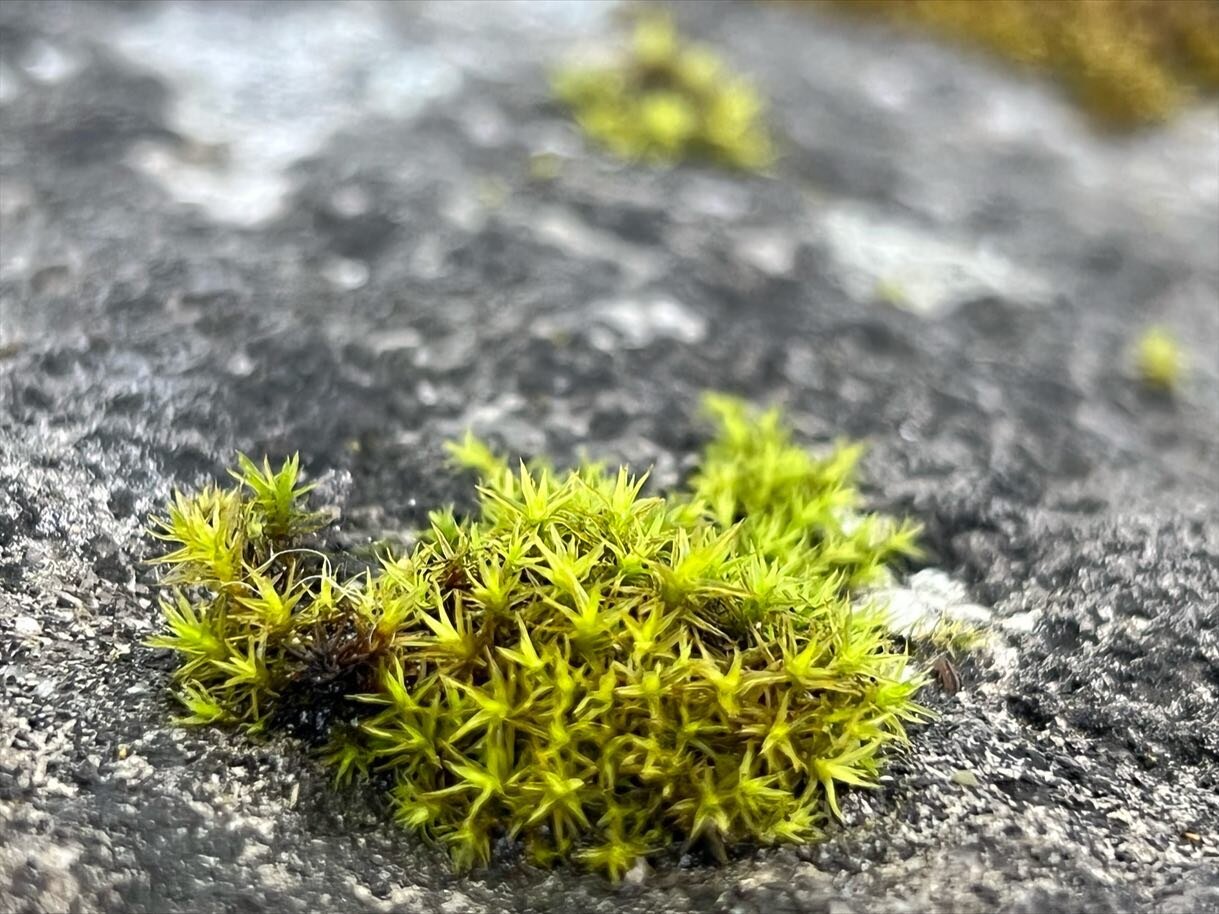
1,1 -> 1217,912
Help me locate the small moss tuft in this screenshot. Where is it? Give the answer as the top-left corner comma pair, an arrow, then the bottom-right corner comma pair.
553,13 -> 774,170
147,396 -> 928,878
1134,325 -> 1185,392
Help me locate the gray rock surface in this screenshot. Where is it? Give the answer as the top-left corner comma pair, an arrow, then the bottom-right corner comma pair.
2,1 -> 1217,912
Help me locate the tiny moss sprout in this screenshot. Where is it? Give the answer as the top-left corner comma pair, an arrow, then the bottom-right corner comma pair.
926,617 -> 990,656
147,396 -> 929,878
1135,325 -> 1185,392
553,13 -> 774,170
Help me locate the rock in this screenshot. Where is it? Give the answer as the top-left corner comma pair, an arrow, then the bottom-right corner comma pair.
0,1 -> 1216,913
950,769 -> 981,788
13,615 -> 41,637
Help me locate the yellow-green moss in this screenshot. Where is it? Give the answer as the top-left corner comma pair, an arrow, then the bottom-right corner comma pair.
553,13 -> 774,169
1134,326 -> 1185,391
147,395 -> 927,878
818,0 -> 1219,128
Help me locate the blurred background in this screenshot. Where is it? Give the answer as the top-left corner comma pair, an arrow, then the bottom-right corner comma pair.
3,0 -> 1216,523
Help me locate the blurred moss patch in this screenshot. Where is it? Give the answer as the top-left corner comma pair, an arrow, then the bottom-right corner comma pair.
553,13 -> 774,169
1134,326 -> 1186,392
818,0 -> 1219,128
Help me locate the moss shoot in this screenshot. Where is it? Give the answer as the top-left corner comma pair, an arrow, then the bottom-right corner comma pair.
147,395 -> 927,878
553,13 -> 774,170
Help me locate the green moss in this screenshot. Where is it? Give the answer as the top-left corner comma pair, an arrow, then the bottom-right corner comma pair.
147,395 -> 928,878
1134,325 -> 1185,392
553,13 -> 774,170
819,0 -> 1219,129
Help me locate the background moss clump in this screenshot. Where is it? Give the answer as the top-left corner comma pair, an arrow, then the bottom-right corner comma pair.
821,0 -> 1219,128
148,395 -> 925,878
1134,325 -> 1185,392
553,13 -> 774,169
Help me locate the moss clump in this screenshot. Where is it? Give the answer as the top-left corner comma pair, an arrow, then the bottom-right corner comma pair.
1134,325 -> 1185,392
821,0 -> 1219,128
148,395 -> 925,878
553,13 -> 774,169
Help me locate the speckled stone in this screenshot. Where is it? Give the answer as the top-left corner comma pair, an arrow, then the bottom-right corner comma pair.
1,2 -> 1217,913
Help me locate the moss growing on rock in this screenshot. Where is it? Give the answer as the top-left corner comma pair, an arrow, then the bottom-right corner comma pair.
1134,325 -> 1185,392
553,13 -> 774,169
147,395 -> 926,878
821,0 -> 1219,128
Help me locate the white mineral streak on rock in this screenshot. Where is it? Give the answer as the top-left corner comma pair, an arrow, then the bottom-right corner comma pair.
817,203 -> 1052,316
321,256 -> 371,291
737,229 -> 798,277
528,206 -> 665,283
108,4 -> 461,225
18,40 -> 81,84
589,297 -> 708,348
877,567 -> 995,635
14,615 -> 42,636
107,2 -> 618,227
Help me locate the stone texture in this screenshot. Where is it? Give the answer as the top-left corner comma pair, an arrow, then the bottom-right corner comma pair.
1,2 -> 1217,912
